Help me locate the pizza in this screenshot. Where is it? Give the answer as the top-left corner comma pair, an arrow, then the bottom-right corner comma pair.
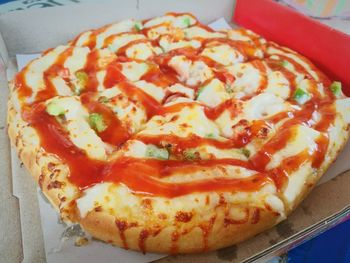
7,12 -> 350,254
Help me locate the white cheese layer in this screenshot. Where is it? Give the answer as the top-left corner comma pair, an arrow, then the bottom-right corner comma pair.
197,78 -> 230,107
201,44 -> 244,66
159,36 -> 201,52
95,19 -> 136,48
121,61 -> 149,81
140,104 -> 220,138
125,42 -> 157,60
267,46 -> 319,81
264,71 -> 291,99
184,26 -> 225,39
133,80 -> 165,102
336,98 -> 350,123
107,33 -> 145,52
24,46 -> 69,102
215,93 -> 290,138
227,62 -> 263,97
45,96 -> 107,160
168,55 -> 213,86
266,125 -> 320,170
64,47 -> 90,73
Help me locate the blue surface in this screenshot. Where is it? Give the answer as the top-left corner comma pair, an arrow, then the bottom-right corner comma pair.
288,219 -> 350,263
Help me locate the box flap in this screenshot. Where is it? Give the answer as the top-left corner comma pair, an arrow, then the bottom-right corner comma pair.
234,0 -> 350,96
0,0 -> 234,57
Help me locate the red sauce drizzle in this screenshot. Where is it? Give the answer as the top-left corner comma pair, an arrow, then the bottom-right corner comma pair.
103,61 -> 127,88
83,50 -> 101,91
16,21 -> 339,199
81,93 -> 131,146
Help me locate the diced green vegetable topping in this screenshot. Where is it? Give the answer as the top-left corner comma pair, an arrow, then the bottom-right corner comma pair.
134,22 -> 143,31
98,96 -> 110,103
225,84 -> 233,94
280,60 -> 291,68
46,101 -> 65,116
241,148 -> 250,158
330,81 -> 342,97
145,145 -> 169,160
196,87 -> 205,99
183,149 -> 199,161
88,113 -> 107,133
74,71 -> 88,95
183,17 -> 191,27
205,133 -> 215,139
73,85 -> 81,95
293,88 -> 310,104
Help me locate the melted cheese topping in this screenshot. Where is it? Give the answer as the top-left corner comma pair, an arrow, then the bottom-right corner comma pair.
184,26 -> 225,39
168,55 -> 213,86
201,44 -> 244,66
227,62 -> 262,97
159,36 -> 201,52
133,80 -> 165,102
121,61 -> 149,81
267,125 -> 320,169
140,104 -> 220,138
197,78 -> 230,107
107,33 -> 145,52
264,71 -> 290,99
14,13 -> 350,228
95,19 -> 136,48
45,96 -> 107,160
23,46 -> 69,102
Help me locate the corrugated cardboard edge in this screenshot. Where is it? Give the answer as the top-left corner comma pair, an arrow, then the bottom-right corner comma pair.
0,42 -> 23,262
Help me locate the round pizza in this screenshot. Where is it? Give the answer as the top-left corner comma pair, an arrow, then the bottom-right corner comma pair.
7,13 -> 350,254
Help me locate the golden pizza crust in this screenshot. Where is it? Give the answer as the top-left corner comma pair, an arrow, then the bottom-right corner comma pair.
7,13 -> 350,254
8,85 -> 349,252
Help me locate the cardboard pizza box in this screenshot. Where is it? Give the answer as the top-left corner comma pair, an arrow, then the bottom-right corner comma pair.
0,0 -> 349,262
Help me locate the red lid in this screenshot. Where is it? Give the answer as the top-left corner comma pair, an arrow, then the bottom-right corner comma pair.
234,0 -> 350,95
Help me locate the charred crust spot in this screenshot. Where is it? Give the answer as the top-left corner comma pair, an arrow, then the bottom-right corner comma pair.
175,211 -> 193,223
129,222 -> 138,228
141,198 -> 153,210
138,229 -> 150,253
180,123 -> 190,129
218,194 -> 226,205
94,206 -> 102,212
199,216 -> 216,252
152,228 -> 162,237
158,213 -> 167,220
47,180 -> 64,190
114,220 -> 125,233
205,195 -> 210,205
257,127 -> 269,138
20,162 -> 24,168
170,230 -> 180,254
170,115 -> 179,122
59,196 -> 67,203
18,149 -> 23,159
115,219 -> 129,249
251,208 -> 260,224
38,174 -> 45,190
15,136 -> 20,146
47,162 -> 56,172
